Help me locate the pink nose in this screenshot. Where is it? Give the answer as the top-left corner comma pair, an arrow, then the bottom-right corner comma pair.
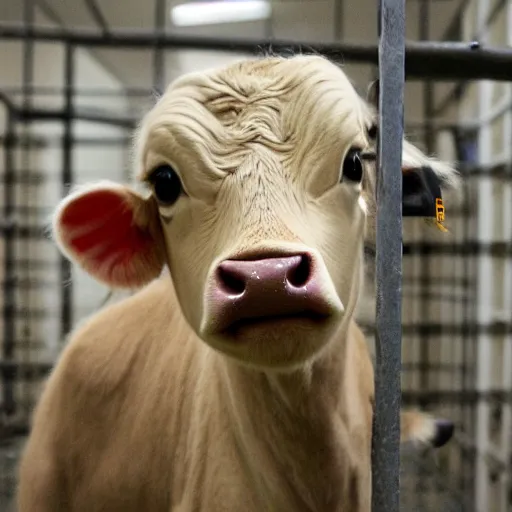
210,254 -> 332,332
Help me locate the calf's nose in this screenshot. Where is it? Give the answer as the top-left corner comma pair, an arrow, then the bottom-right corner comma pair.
218,255 -> 310,295
210,254 -> 333,332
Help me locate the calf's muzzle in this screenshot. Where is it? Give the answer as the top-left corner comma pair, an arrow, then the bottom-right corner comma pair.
208,253 -> 335,333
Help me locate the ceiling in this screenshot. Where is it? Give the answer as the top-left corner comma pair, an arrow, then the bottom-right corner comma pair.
1,0 -> 467,124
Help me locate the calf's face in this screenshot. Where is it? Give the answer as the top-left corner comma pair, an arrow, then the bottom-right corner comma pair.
52,56 -> 458,370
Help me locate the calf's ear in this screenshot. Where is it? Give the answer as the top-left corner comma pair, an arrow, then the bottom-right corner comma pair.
52,180 -> 166,289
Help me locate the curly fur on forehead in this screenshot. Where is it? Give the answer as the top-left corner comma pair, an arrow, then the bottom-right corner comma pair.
133,55 -> 376,183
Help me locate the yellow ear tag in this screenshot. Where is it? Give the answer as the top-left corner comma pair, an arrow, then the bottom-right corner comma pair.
434,197 -> 448,233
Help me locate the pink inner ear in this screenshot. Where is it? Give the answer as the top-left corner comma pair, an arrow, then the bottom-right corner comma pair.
60,189 -> 153,266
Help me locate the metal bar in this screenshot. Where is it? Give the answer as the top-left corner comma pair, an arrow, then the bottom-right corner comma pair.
0,135 -> 132,147
416,0 -> 436,496
60,44 -> 74,338
263,0 -> 273,39
0,85 -> 154,97
333,0 -> 343,41
1,24 -> 512,81
335,322 -> 512,336
15,106 -> 137,128
401,389 -> 512,404
83,0 -> 111,36
16,0 -> 36,420
418,0 -> 432,415
454,129 -> 475,498
152,0 -> 166,94
371,0 -> 405,510
475,2 -> 494,501
498,178 -> 512,512
403,241 -> 512,256
1,109 -> 17,418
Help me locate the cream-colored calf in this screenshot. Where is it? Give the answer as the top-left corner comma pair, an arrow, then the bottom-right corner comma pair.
17,55 -> 458,512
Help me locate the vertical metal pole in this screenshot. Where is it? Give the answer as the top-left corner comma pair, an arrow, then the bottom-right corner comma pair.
417,2 -> 432,505
264,2 -> 274,39
475,2 -> 492,510
333,0 -> 343,41
153,0 -> 166,94
60,43 -> 74,338
2,110 -> 16,417
20,0 -> 35,419
371,0 -> 405,510
418,0 -> 433,408
2,0 -> 35,418
500,170 -> 512,512
454,127 -> 472,498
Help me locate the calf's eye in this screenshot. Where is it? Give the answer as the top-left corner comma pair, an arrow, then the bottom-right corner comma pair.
341,149 -> 364,183
149,164 -> 183,206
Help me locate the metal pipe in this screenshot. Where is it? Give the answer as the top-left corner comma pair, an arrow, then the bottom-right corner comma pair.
153,0 -> 166,94
0,134 -> 132,147
15,106 -> 137,128
0,85 -> 155,97
371,0 -> 405,510
19,0 -> 36,419
60,44 -> 74,338
418,0 -> 433,413
1,24 -> 512,81
1,109 -> 16,418
333,0 -> 343,41
453,128 -> 474,498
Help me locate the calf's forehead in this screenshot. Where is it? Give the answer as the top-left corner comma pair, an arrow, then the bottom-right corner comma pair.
135,56 -> 375,182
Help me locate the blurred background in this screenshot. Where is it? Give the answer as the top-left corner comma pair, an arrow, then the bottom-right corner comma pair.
0,0 -> 511,510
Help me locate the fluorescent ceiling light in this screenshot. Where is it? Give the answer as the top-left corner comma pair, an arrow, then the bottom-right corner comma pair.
171,1 -> 271,27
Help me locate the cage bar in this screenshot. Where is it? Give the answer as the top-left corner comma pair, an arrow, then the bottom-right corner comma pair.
474,2 -> 494,509
1,109 -> 16,418
1,23 -> 512,81
371,0 -> 405,510
152,0 -> 166,95
60,43 -> 75,338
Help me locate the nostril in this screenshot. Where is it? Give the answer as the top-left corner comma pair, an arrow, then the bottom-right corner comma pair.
286,254 -> 311,288
217,265 -> 246,295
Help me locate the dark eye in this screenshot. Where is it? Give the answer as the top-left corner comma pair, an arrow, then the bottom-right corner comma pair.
341,149 -> 364,183
149,164 -> 182,206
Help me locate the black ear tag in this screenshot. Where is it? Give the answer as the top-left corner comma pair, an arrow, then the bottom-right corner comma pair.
402,166 -> 448,232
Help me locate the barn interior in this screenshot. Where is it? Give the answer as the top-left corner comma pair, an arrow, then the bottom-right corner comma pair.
1,0 -> 511,510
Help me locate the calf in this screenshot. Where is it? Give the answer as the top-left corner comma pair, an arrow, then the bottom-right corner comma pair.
17,55 -> 458,512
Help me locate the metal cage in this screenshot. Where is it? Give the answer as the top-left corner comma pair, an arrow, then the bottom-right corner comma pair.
1,0 -> 512,510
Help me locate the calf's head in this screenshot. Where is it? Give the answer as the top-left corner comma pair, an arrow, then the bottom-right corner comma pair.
52,56 -> 458,370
